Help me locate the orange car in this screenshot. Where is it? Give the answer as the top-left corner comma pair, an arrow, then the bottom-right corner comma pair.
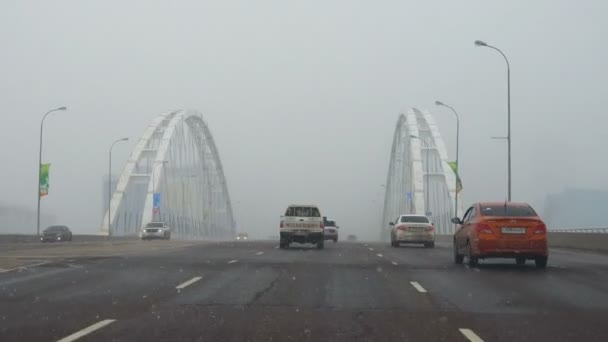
452,202 -> 548,268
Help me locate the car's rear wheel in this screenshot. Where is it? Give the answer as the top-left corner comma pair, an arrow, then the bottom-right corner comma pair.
467,242 -> 478,267
516,257 -> 526,266
535,256 -> 548,269
453,242 -> 464,264
333,238 -> 337,243
279,241 -> 289,249
425,242 -> 435,249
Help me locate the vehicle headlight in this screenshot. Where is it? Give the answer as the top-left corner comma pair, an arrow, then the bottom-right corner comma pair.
237,236 -> 241,240
244,237 -> 247,240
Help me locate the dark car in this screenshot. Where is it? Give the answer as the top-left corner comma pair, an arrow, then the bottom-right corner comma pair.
347,234 -> 357,242
41,225 -> 73,242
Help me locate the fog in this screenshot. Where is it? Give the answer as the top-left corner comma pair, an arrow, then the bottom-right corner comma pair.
1,1 -> 607,238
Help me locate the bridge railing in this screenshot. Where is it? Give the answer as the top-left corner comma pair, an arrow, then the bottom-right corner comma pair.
549,228 -> 608,234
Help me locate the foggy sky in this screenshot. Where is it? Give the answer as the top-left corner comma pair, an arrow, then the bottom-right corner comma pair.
1,1 -> 607,238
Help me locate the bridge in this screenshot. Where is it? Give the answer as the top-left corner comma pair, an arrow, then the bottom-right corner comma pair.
101,110 -> 235,240
381,108 -> 461,239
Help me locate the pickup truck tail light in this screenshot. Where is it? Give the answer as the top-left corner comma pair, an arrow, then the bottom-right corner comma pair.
320,222 -> 324,229
280,221 -> 284,228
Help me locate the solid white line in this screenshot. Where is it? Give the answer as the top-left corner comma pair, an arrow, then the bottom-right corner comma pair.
391,261 -> 398,266
0,261 -> 50,273
459,328 -> 484,342
228,259 -> 239,264
57,319 -> 116,342
410,281 -> 427,293
175,276 -> 202,290
255,251 -> 264,255
376,254 -> 383,258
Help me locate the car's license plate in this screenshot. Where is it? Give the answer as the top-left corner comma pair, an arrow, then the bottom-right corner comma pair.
501,227 -> 526,234
294,231 -> 307,236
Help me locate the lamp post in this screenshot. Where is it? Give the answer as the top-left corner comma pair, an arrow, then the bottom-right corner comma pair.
108,137 -> 129,236
37,106 -> 67,237
435,100 -> 460,218
152,161 -> 169,221
475,39 -> 512,201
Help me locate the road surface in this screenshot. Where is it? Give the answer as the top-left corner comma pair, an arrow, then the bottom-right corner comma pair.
1,239 -> 607,341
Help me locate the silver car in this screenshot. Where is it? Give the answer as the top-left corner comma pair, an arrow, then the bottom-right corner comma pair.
141,222 -> 171,240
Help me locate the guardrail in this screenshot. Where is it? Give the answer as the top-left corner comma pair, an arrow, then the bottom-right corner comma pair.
549,228 -> 608,234
0,234 -> 137,244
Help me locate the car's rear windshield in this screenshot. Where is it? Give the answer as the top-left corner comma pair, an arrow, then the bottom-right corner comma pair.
400,216 -> 429,223
325,220 -> 336,227
146,222 -> 164,227
46,226 -> 65,231
285,206 -> 321,217
480,205 -> 537,217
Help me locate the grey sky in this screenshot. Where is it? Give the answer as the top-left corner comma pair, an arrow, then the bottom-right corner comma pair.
1,1 -> 606,237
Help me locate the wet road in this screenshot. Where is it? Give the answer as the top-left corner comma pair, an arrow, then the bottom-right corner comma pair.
1,239 -> 608,341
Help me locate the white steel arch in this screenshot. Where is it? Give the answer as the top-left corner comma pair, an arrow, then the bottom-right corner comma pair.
101,110 -> 236,239
381,108 -> 462,238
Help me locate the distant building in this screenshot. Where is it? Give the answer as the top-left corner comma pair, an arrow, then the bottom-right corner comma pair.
0,203 -> 57,234
543,188 -> 608,229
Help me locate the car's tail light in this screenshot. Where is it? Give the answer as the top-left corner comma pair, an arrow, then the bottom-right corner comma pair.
534,222 -> 547,235
397,225 -> 407,231
475,223 -> 493,234
425,225 -> 435,232
280,221 -> 284,228
320,222 -> 324,229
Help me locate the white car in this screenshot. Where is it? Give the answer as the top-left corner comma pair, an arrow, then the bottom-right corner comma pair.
279,205 -> 325,249
141,222 -> 171,240
389,215 -> 435,248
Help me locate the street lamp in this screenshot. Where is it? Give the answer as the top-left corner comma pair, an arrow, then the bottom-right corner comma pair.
410,135 -> 430,215
152,161 -> 169,221
37,106 -> 67,237
108,137 -> 129,236
435,100 -> 460,218
475,39 -> 512,201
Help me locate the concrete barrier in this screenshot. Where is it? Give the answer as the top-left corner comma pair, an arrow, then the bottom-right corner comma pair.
548,232 -> 608,253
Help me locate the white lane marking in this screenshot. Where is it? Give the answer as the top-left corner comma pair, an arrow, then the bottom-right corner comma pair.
391,261 -> 398,266
376,254 -> 383,258
459,328 -> 484,342
255,251 -> 264,255
57,319 -> 116,342
176,276 -> 202,290
0,261 -> 50,273
368,247 -> 374,251
410,281 -> 427,293
228,259 -> 239,264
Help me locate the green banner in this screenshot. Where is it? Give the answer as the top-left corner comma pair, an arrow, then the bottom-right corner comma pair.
40,163 -> 50,197
448,161 -> 463,194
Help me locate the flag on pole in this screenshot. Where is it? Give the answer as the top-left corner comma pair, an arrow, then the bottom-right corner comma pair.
448,162 -> 463,194
39,163 -> 50,197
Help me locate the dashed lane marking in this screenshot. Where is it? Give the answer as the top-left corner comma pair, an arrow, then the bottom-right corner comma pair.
377,254 -> 383,258
459,328 -> 484,342
176,276 -> 202,290
368,247 -> 374,251
410,281 -> 427,293
255,251 -> 264,255
228,259 -> 239,264
391,261 -> 398,266
57,319 -> 116,342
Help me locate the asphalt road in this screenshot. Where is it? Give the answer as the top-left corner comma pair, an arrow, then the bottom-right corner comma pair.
1,239 -> 607,341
